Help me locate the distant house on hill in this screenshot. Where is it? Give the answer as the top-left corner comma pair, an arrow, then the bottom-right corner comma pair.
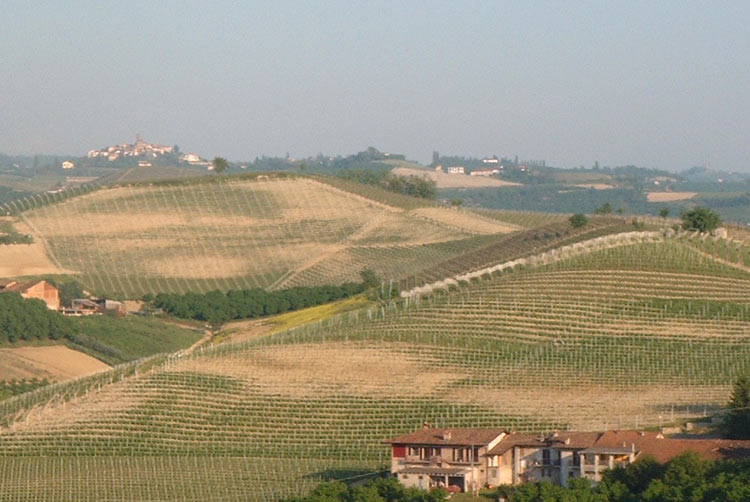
0,280 -> 60,310
61,160 -> 75,169
180,153 -> 202,164
470,167 -> 501,177
386,426 -> 750,492
447,166 -> 465,175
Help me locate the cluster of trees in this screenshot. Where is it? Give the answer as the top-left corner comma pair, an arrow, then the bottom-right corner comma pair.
681,206 -> 722,233
337,169 -> 437,199
0,292 -> 76,343
569,213 -> 588,228
286,477 -> 446,502
295,454 -> 750,502
496,453 -> 750,502
150,270 -> 380,326
725,376 -> 750,439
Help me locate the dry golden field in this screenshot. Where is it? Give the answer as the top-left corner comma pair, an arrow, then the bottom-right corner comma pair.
0,345 -> 110,381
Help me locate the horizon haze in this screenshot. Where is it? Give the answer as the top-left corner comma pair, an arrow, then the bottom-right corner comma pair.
1,1 -> 749,172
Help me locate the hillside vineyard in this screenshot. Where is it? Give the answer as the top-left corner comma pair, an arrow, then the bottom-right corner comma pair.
1,177 -> 749,502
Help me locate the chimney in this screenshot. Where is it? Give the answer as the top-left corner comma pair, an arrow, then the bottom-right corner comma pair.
443,430 -> 452,440
423,421 -> 430,430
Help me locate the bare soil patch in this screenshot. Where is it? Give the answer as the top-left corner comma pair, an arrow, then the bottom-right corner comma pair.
0,345 -> 111,381
0,219 -> 70,277
392,167 -> 521,188
174,342 -> 462,398
647,191 -> 697,202
461,384 -> 726,430
410,207 -> 518,235
574,183 -> 615,190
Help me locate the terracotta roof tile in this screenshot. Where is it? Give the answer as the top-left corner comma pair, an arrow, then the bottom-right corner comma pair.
488,431 -> 601,455
385,427 -> 506,446
593,430 -> 750,463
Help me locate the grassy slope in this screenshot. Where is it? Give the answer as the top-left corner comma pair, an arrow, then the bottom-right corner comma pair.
0,237 -> 747,501
67,315 -> 203,365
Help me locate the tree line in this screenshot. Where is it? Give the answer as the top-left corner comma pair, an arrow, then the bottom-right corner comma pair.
337,169 -> 437,199
0,292 -> 76,343
149,270 -> 380,326
293,453 -> 750,502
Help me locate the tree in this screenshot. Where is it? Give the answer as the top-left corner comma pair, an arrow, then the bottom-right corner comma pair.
724,376 -> 750,439
450,198 -> 463,207
57,280 -> 83,308
212,157 -> 229,173
681,206 -> 721,232
595,202 -> 612,214
659,207 -> 670,219
569,213 -> 588,228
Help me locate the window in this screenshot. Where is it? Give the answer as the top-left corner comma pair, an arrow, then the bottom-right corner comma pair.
542,449 -> 551,466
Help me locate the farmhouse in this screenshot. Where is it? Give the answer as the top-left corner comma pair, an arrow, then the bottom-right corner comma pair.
61,160 -> 75,169
386,427 -> 750,492
62,298 -> 127,316
385,426 -> 506,493
447,166 -> 465,175
0,280 -> 60,310
180,153 -> 202,164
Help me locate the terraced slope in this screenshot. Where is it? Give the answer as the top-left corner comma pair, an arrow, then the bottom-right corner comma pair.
0,236 -> 747,501
18,174 -> 524,298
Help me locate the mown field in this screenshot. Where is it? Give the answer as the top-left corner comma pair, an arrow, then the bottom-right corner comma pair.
0,235 -> 747,501
15,174 -> 535,298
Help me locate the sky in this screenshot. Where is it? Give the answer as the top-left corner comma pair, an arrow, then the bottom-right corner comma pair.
1,1 -> 749,172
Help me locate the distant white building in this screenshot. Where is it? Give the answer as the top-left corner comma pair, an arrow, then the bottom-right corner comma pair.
470,167 -> 501,177
180,153 -> 202,164
482,158 -> 500,164
447,166 -> 465,175
61,160 -> 75,169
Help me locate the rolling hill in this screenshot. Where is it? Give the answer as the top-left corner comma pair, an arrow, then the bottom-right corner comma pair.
2,173 -> 579,299
0,231 -> 747,501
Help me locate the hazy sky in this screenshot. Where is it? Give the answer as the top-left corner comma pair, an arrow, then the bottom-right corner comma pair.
2,1 -> 749,172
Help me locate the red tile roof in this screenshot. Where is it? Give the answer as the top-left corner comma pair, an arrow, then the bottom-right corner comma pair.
488,431 -> 601,455
385,427 -> 506,446
594,430 -> 750,463
1,280 -> 39,293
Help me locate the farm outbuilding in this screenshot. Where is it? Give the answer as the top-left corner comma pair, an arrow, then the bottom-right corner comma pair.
0,280 -> 60,310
